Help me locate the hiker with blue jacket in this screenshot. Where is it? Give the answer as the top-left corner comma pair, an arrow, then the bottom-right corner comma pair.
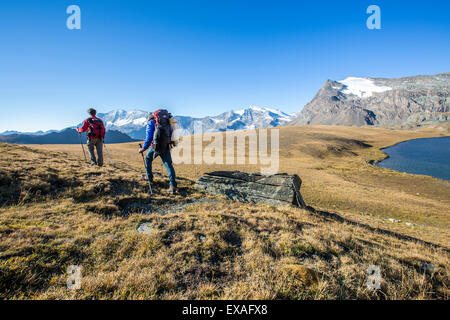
138,109 -> 177,194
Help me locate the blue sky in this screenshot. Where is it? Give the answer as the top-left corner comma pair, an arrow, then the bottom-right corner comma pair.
0,0 -> 449,132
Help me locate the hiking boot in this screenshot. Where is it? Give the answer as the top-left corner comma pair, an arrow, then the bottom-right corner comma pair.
166,186 -> 177,194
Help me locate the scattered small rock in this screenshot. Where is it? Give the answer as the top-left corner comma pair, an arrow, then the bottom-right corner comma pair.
388,218 -> 401,223
405,222 -> 414,227
421,262 -> 435,272
199,235 -> 206,242
137,222 -> 152,235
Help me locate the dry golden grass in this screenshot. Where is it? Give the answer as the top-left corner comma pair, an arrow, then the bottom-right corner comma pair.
0,125 -> 449,299
34,126 -> 450,245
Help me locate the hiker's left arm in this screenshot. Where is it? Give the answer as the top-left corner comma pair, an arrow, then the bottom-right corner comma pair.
100,121 -> 106,141
142,121 -> 155,151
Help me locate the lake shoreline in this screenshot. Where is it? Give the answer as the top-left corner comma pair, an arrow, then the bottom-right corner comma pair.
369,133 -> 450,165
374,135 -> 450,181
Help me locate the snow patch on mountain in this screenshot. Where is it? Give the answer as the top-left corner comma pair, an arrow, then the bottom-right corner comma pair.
338,77 -> 392,98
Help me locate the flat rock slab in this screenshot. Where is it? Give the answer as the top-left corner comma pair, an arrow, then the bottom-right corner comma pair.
194,171 -> 306,207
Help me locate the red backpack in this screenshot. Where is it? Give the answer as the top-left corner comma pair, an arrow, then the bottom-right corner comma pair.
87,117 -> 106,140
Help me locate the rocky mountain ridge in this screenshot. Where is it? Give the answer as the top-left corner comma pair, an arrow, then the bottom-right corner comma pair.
290,72 -> 450,127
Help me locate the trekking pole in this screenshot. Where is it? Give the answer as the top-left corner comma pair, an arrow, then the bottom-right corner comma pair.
77,129 -> 88,163
103,142 -> 115,167
139,143 -> 152,195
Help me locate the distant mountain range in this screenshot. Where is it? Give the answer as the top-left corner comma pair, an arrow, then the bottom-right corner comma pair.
290,72 -> 450,127
0,129 -> 138,145
5,71 -> 447,144
98,106 -> 295,139
0,130 -> 58,136
1,106 -> 295,144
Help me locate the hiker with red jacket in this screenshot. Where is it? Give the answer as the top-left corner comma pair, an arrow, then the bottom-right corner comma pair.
77,108 -> 106,166
138,109 -> 177,194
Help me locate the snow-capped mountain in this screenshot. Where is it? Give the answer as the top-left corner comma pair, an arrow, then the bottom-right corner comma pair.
290,72 -> 450,126
97,109 -> 149,139
98,106 -> 295,139
3,106 -> 294,141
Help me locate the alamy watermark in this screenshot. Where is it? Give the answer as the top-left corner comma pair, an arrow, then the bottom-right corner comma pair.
65,263 -> 382,291
366,265 -> 382,290
66,5 -> 81,30
366,5 -> 381,30
66,5 -> 381,31
171,123 -> 280,175
67,265 -> 82,290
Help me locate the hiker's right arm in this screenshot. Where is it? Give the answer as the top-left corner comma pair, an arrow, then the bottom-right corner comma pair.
77,119 -> 89,133
142,121 -> 155,151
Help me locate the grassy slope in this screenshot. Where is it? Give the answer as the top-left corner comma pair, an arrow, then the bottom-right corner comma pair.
0,126 -> 449,299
